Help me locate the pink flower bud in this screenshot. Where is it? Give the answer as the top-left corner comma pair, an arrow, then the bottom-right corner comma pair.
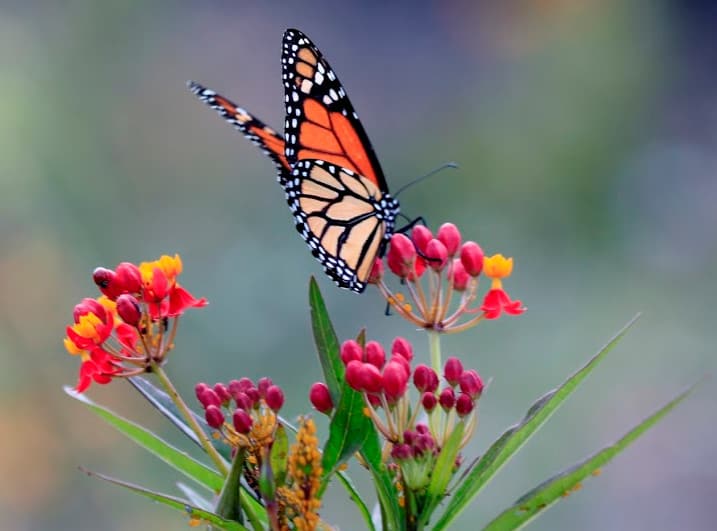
414,433 -> 436,456
340,340 -> 363,366
360,363 -> 383,394
455,393 -> 475,417
345,360 -> 365,392
114,262 -> 142,294
403,429 -> 416,445
389,354 -> 411,379
391,337 -> 413,362
265,385 -> 284,411
257,377 -> 273,398
309,382 -> 334,414
213,383 -> 231,405
234,392 -> 252,411
439,387 -> 455,410
367,394 -> 381,408
368,258 -> 384,284
199,388 -> 221,408
413,364 -> 437,392
204,405 -> 225,429
422,392 -> 437,412
437,223 -> 461,256
444,357 -> 464,386
116,294 -> 141,326
415,423 -> 429,435
411,225 -> 433,255
448,259 -> 470,291
460,241 -> 484,277
232,409 -> 253,434
195,382 -> 209,402
73,298 -> 106,323
383,361 -> 409,400
387,233 -> 417,278
228,377 -> 254,399
391,443 -> 412,460
365,341 -> 386,369
245,387 -> 260,407
459,370 -> 484,399
426,239 -> 448,271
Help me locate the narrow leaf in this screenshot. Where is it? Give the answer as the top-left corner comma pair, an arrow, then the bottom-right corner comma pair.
65,386 -> 224,492
271,424 -> 289,487
420,421 -> 466,525
483,383 -> 696,530
309,277 -> 344,404
216,449 -> 246,523
80,467 -> 248,531
360,424 -> 404,531
320,382 -> 371,487
433,314 -> 641,530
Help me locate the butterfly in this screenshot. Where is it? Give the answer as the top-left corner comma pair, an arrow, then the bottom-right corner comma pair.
189,28 -> 401,293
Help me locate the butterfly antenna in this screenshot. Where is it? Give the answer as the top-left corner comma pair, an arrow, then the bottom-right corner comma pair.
393,162 -> 459,198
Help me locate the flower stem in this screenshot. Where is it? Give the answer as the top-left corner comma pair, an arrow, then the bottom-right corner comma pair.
151,362 -> 229,476
427,330 -> 442,375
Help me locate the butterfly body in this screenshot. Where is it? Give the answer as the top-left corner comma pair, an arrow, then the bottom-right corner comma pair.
190,29 -> 399,293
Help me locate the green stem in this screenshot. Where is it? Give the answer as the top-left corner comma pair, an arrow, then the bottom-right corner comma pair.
150,362 -> 229,476
428,330 -> 442,375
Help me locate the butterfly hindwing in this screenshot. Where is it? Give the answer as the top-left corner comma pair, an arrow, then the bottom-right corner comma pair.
287,159 -> 399,293
281,28 -> 388,192
188,80 -> 292,185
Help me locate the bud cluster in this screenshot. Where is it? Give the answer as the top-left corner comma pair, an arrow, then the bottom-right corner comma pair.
196,377 -> 284,450
369,223 -> 525,332
309,337 -> 483,489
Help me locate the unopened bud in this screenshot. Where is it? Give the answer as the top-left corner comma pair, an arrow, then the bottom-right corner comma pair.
114,262 -> 142,294
232,409 -> 253,434
309,382 -> 334,414
437,223 -> 461,256
365,341 -> 386,369
460,241 -> 484,277
411,225 -> 433,255
116,294 -> 141,327
426,239 -> 448,271
391,337 -> 413,362
459,369 -> 484,399
265,385 -> 284,411
444,357 -> 464,386
340,340 -> 363,366
205,405 -> 225,429
439,387 -> 455,411
455,393 -> 475,417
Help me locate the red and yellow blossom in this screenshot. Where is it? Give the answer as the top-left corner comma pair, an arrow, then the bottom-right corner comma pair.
372,223 -> 525,332
65,254 -> 207,392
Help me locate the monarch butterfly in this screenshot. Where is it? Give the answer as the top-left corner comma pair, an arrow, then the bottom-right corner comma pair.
190,28 -> 401,293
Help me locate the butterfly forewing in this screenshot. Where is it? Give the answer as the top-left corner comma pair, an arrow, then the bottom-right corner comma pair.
281,28 -> 388,192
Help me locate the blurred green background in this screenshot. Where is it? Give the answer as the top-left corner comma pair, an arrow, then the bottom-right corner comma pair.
1,1 -> 715,529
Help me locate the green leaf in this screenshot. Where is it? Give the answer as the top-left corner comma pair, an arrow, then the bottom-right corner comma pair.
65,386 -> 224,492
80,467 -> 248,531
215,449 -> 246,523
432,314 -> 641,531
359,415 -> 404,531
271,424 -> 289,487
320,381 -> 371,488
308,278 -> 402,529
309,277 -> 344,404
483,382 -> 697,530
420,421 -> 466,525
128,376 -> 233,462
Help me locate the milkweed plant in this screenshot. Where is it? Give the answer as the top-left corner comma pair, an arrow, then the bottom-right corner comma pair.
64,226 -> 694,530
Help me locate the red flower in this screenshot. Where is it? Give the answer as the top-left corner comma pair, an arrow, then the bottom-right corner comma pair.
480,288 -> 525,319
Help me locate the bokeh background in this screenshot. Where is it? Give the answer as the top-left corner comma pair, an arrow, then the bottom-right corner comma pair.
1,1 -> 715,530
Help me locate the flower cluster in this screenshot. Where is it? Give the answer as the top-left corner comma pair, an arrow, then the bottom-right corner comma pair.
64,254 -> 206,392
196,377 -> 284,451
312,337 -> 483,494
370,223 -> 525,332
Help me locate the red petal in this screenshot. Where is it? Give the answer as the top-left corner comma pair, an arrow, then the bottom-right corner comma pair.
168,286 -> 207,317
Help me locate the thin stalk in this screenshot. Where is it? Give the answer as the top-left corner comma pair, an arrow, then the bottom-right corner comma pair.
427,330 -> 442,375
150,361 -> 229,476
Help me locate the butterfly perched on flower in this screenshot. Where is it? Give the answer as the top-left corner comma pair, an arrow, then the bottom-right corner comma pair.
189,28 -> 401,293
